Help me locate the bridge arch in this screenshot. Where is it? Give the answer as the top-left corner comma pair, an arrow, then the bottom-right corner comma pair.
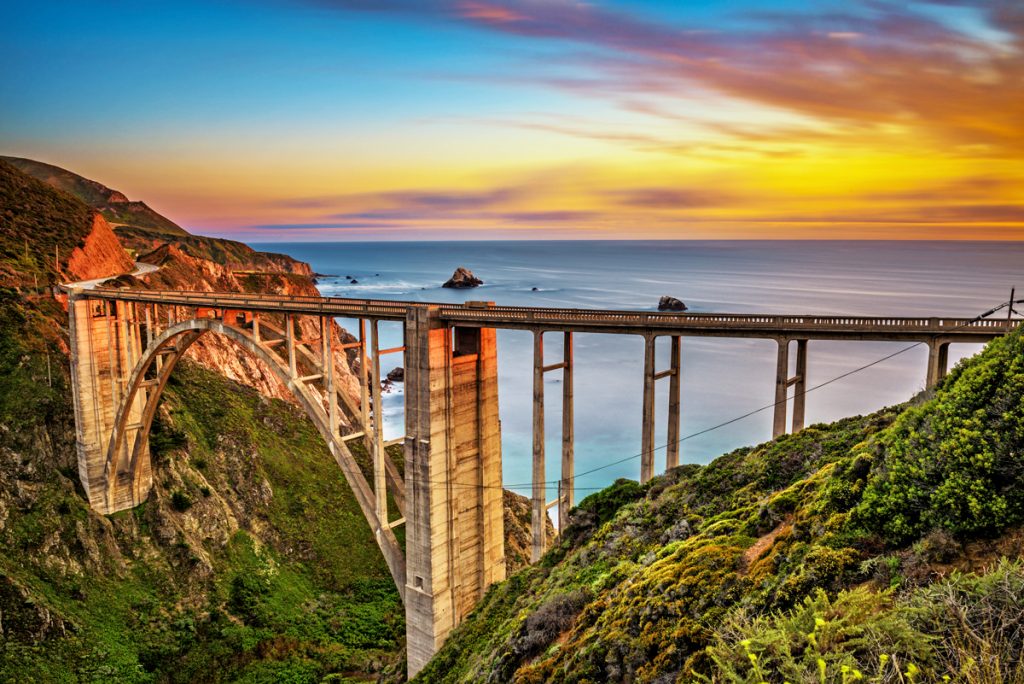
100,316 -> 406,594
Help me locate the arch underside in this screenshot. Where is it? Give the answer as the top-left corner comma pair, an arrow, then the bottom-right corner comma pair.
103,317 -> 406,597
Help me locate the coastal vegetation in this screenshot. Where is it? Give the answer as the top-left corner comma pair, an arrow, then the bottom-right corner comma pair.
415,329 -> 1024,683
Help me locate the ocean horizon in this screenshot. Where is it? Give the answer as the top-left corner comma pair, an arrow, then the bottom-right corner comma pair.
252,239 -> 1024,504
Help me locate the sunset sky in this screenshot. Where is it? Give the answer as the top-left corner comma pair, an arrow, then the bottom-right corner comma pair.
2,0 -> 1022,240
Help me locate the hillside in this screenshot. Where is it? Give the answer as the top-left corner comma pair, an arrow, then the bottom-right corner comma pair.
0,159 -> 133,288
417,330 -> 1024,683
0,156 -> 410,680
2,156 -> 188,238
3,155 -> 311,276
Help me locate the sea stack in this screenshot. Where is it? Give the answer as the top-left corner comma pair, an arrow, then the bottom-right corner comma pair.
658,296 -> 688,311
443,266 -> 483,288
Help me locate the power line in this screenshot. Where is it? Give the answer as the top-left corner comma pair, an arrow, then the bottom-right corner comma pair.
391,296 -> 1021,495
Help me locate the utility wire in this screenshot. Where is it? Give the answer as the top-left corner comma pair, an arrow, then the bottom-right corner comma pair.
394,297 -> 1020,495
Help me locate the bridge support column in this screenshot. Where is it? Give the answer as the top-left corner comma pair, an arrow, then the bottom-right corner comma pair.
666,336 -> 682,470
404,306 -> 504,677
559,332 -> 574,533
532,330 -> 546,561
774,338 -> 810,437
641,335 -> 656,483
773,338 -> 810,438
926,339 -> 950,389
369,319 -> 387,524
68,291 -> 150,514
792,339 -> 808,432
772,338 -> 790,439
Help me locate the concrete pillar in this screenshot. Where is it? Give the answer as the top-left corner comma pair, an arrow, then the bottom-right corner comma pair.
773,338 -> 790,438
286,314 -> 297,378
792,339 -> 808,432
370,319 -> 387,524
640,334 -> 656,483
531,329 -> 546,562
926,339 -> 950,388
404,306 -> 504,677
559,331 -> 574,532
68,293 -> 148,514
324,316 -> 339,438
359,319 -> 372,455
666,336 -> 681,470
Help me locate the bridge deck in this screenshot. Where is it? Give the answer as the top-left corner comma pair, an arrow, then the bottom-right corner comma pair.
76,287 -> 1018,341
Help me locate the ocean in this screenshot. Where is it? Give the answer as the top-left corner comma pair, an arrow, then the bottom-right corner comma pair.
253,240 -> 1024,501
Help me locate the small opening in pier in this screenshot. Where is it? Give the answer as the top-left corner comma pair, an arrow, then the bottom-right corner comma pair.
453,327 -> 480,357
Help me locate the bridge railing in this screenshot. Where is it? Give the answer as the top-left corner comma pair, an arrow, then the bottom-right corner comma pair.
76,287 -> 1018,334
438,306 -> 1014,332
82,287 -> 412,319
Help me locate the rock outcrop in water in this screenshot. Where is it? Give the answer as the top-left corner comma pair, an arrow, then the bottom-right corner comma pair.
658,295 -> 688,311
443,267 -> 483,288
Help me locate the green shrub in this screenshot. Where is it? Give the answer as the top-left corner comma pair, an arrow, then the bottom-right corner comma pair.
702,587 -> 934,683
170,490 -> 193,512
856,331 -> 1024,544
911,559 -> 1024,683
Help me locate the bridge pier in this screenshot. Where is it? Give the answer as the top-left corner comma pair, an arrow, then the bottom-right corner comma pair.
69,294 -> 152,513
773,338 -> 808,438
926,339 -> 950,389
640,335 -> 683,482
531,330 -> 577,554
532,330 -> 545,562
404,306 -> 505,677
559,332 -> 574,533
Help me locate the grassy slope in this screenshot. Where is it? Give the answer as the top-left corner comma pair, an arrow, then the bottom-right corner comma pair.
2,156 -> 187,237
4,156 -> 307,274
0,333 -> 406,682
417,330 -> 1024,683
0,160 -> 96,288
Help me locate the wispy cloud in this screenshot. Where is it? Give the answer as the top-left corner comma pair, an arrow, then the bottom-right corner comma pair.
307,0 -> 1024,157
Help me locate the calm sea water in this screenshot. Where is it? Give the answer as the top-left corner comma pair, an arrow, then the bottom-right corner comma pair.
253,241 -> 1023,501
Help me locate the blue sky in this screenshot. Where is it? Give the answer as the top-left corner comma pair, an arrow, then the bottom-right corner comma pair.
2,0 -> 1021,240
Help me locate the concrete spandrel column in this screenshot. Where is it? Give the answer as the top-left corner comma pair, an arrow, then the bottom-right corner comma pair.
773,338 -> 790,439
665,335 -> 681,471
640,334 -> 656,483
792,339 -> 808,433
531,329 -> 546,562
559,331 -> 574,533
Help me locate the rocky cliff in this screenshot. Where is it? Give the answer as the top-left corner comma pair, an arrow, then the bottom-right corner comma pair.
0,159 -> 133,288
63,213 -> 135,282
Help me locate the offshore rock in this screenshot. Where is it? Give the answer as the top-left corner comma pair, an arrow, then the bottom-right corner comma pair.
443,266 -> 483,288
658,295 -> 688,311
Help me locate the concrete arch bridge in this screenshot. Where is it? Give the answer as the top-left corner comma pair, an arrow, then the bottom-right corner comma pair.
65,287 -> 1019,675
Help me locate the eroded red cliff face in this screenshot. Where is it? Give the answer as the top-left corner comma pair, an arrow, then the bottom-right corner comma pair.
64,213 -> 134,282
133,244 -> 362,408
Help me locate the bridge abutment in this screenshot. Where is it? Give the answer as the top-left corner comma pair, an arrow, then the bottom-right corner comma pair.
69,293 -> 151,514
404,306 -> 505,677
